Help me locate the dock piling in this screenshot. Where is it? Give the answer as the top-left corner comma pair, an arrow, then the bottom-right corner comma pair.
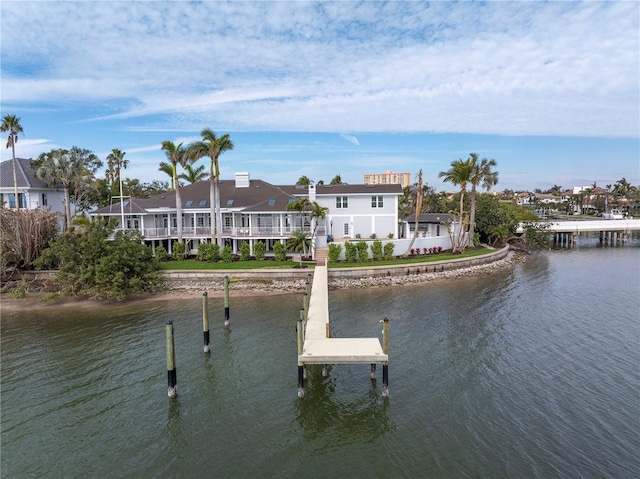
223,275 -> 230,326
382,318 -> 389,397
202,291 -> 210,353
297,316 -> 305,399
166,320 -> 177,398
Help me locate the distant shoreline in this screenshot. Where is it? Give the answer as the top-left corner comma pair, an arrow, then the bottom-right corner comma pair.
1,250 -> 526,313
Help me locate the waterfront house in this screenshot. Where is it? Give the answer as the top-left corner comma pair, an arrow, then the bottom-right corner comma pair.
90,172 -> 404,257
0,158 -> 65,213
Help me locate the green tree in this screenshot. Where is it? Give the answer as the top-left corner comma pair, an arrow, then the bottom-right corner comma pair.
161,141 -> 192,243
296,175 -> 311,185
179,163 -> 207,184
287,230 -> 311,266
188,129 -> 234,246
286,197 -> 312,230
439,158 -> 473,252
329,174 -> 343,185
1,114 -> 24,210
474,194 -> 517,245
404,169 -> 423,256
158,161 -> 175,189
309,201 -> 329,238
468,154 -> 499,246
35,150 -> 90,230
105,149 -> 129,194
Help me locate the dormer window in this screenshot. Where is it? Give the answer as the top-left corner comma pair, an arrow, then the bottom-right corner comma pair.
185,200 -> 193,206
199,200 -> 207,206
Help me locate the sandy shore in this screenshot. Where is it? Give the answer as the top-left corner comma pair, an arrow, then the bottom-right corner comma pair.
1,251 -> 526,313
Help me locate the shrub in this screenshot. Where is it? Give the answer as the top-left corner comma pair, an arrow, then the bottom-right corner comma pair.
155,245 -> 168,262
328,243 -> 343,262
197,242 -> 219,262
410,248 -> 417,256
422,247 -> 428,255
221,245 -> 233,263
370,233 -> 377,239
383,242 -> 395,260
387,233 -> 394,239
371,240 -> 383,261
240,241 -> 251,261
254,241 -> 266,261
344,241 -> 357,262
172,241 -> 186,260
273,242 -> 287,262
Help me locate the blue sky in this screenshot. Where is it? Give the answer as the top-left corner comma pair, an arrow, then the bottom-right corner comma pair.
1,1 -> 638,192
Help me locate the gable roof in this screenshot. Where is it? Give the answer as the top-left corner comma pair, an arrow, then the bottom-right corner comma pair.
0,158 -> 50,189
278,183 -> 403,196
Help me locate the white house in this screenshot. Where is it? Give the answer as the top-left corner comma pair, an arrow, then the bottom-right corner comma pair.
91,172 -> 405,257
0,158 -> 66,213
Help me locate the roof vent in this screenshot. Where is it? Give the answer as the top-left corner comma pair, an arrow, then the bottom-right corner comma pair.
235,172 -> 250,188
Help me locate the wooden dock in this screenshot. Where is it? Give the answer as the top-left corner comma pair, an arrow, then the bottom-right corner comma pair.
296,265 -> 389,398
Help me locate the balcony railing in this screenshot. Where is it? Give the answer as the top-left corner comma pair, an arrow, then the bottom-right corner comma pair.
137,226 -> 312,239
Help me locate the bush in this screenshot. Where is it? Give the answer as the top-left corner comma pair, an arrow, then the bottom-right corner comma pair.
240,241 -> 251,261
344,241 -> 357,262
383,242 -> 395,260
197,242 -> 219,262
172,241 -> 186,260
371,240 -> 383,261
221,245 -> 233,263
254,241 -> 266,261
155,245 -> 168,262
328,243 -> 343,262
356,241 -> 368,262
273,242 -> 287,261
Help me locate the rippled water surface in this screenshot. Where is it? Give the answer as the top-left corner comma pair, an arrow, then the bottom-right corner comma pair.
2,240 -> 639,478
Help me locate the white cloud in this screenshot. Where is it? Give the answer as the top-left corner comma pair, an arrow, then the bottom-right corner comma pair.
1,1 -> 638,137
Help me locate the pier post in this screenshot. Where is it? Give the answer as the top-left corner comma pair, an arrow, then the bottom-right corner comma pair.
381,318 -> 389,398
299,308 -> 307,380
297,316 -> 305,398
223,275 -> 230,326
303,292 -> 309,320
370,363 -> 376,380
202,291 -> 210,353
166,321 -> 177,398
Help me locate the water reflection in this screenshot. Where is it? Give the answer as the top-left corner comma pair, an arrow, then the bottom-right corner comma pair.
295,365 -> 392,443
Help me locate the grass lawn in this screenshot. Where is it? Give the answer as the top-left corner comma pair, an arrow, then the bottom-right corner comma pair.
158,248 -> 499,271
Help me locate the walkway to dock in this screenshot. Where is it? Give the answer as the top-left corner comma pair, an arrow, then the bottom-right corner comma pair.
296,264 -> 389,398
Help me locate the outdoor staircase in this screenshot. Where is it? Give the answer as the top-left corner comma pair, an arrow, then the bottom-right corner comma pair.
315,247 -> 329,265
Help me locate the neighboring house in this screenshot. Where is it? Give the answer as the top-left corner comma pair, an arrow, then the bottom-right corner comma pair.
0,158 -> 65,213
516,191 -> 533,206
90,172 -> 404,257
400,213 -> 454,239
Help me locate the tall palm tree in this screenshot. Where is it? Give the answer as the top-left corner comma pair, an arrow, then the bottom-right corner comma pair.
439,158 -> 473,252
188,128 -> 234,245
309,201 -> 329,238
329,174 -> 343,185
179,164 -> 207,184
158,161 -> 175,189
161,141 -> 192,243
468,154 -> 498,246
106,149 -> 129,230
287,230 -> 311,266
296,175 -> 311,186
404,169 -> 423,256
286,197 -> 312,231
35,151 -> 88,230
1,115 -> 24,210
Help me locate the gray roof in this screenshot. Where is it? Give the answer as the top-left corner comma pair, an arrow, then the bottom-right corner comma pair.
278,183 -> 403,196
403,213 -> 454,223
0,158 -> 49,189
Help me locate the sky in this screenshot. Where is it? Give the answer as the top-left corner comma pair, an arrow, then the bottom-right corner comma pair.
1,1 -> 638,193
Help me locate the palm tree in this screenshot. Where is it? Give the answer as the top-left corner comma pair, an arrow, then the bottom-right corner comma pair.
439,158 -> 473,252
330,174 -> 343,185
161,141 -> 192,243
468,154 -> 498,246
309,201 -> 329,238
188,128 -> 234,245
1,115 -> 24,210
105,149 -> 128,192
296,175 -> 311,186
403,169 -> 423,256
179,163 -> 207,184
35,151 -> 88,230
286,197 -> 312,231
287,230 -> 311,266
158,162 -> 175,189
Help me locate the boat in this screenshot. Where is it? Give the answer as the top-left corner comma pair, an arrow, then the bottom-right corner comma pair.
602,208 -> 624,220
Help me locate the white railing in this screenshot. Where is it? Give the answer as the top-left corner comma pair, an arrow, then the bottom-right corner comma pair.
139,226 -> 312,239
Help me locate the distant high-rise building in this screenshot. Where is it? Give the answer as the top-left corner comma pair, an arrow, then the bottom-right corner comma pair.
363,171 -> 411,188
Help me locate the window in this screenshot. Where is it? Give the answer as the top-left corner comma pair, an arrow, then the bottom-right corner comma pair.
199,200 -> 207,206
8,193 -> 26,209
227,200 -> 234,206
336,196 -> 348,208
343,222 -> 350,236
268,199 -> 276,206
42,193 -> 48,206
185,200 -> 193,206
371,195 -> 383,208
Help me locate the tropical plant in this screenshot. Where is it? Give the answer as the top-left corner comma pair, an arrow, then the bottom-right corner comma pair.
35,150 -> 91,230
404,169 -> 423,256
1,114 -> 24,210
286,197 -> 312,230
329,174 -> 343,185
188,129 -> 234,245
158,161 -> 175,189
468,154 -> 499,246
296,175 -> 311,185
439,158 -> 474,252
287,230 -> 311,266
179,163 -> 207,184
309,201 -> 329,238
161,141 -> 192,242
105,149 -> 129,193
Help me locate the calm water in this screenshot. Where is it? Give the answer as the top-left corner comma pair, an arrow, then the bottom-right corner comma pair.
2,238 -> 639,478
